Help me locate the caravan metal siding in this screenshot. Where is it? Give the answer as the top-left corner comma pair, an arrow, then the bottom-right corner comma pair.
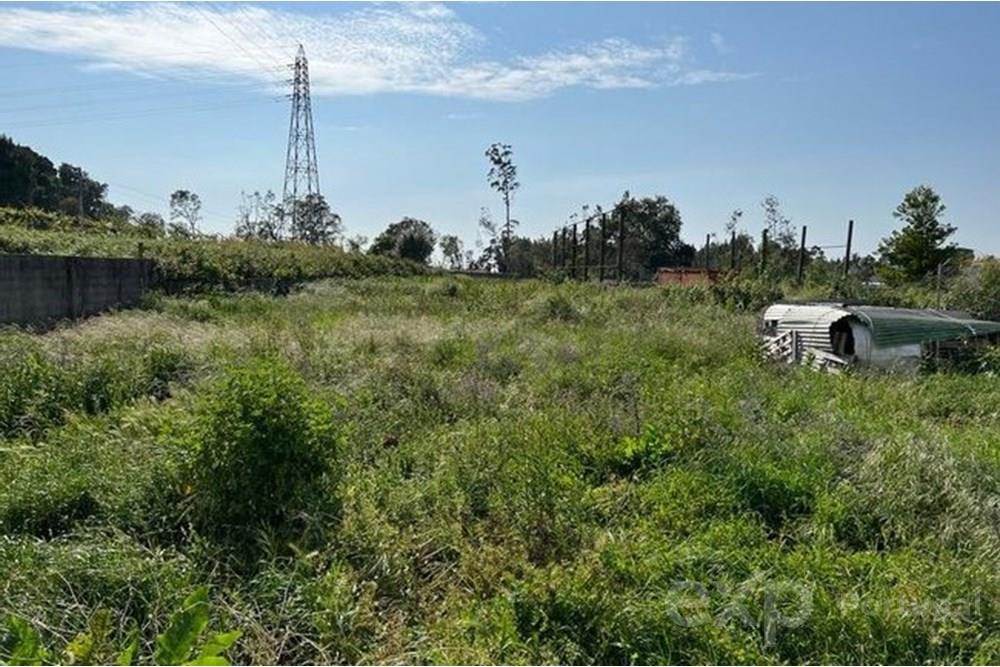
761,304 -> 851,353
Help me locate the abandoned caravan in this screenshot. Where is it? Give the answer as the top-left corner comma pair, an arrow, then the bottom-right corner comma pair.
759,303 -> 1000,371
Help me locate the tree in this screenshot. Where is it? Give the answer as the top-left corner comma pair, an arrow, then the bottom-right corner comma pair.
369,217 -> 436,264
471,208 -> 502,271
0,135 -> 111,217
55,163 -> 108,219
878,185 -> 956,283
346,235 -> 368,253
288,193 -> 341,246
757,194 -> 801,277
235,190 -> 283,241
613,192 -> 694,279
485,143 -> 520,272
170,189 -> 202,235
439,234 -> 464,270
134,212 -> 166,238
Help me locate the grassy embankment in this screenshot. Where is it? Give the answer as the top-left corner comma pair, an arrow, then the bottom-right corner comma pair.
2,276 -> 1000,664
0,207 -> 427,292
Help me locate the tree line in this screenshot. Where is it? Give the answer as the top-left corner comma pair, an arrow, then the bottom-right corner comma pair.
1,134 -> 968,286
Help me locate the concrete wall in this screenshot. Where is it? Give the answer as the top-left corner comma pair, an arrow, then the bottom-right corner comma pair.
0,253 -> 153,326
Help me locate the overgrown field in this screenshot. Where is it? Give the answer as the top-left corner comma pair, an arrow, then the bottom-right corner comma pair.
3,277 -> 1000,664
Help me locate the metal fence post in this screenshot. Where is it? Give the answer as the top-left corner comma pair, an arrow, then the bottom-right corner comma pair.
583,219 -> 590,281
730,230 -> 736,271
843,219 -> 854,280
796,225 -> 807,284
599,214 -> 607,282
552,230 -> 558,268
571,223 -> 578,280
760,228 -> 768,274
617,209 -> 625,282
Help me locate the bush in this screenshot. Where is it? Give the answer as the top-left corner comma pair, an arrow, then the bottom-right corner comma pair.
186,358 -> 340,539
949,257 -> 1000,321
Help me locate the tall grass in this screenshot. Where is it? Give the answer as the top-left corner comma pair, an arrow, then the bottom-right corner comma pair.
2,276 -> 1000,664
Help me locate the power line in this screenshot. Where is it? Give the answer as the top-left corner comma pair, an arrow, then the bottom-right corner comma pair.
3,69 -> 279,99
108,182 -> 233,222
208,2 -> 291,74
0,88 -> 273,114
3,96 -> 281,130
191,4 -> 287,87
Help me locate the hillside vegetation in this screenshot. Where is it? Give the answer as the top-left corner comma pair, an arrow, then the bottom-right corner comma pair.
0,209 -> 427,292
2,277 -> 1000,664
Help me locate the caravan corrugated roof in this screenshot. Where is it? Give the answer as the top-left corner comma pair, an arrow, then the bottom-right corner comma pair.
845,306 -> 1000,347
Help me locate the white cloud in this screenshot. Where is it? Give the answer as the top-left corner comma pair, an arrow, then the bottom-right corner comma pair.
672,70 -> 758,86
710,32 -> 731,55
0,4 -> 755,101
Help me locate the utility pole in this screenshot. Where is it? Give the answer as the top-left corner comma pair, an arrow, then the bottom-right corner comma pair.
796,225 -> 807,284
282,44 -> 321,233
842,219 -> 854,280
76,167 -> 84,222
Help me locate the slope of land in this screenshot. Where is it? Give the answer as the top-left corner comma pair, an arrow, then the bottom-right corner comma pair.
2,277 -> 999,664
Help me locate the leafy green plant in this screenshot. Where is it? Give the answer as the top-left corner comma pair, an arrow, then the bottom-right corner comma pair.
0,616 -> 48,665
0,589 -> 239,667
186,358 -> 340,539
154,588 -> 241,666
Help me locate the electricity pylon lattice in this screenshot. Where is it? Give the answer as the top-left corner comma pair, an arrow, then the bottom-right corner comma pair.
282,44 -> 320,228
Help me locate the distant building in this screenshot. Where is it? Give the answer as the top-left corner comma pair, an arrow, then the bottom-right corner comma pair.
760,302 -> 1000,371
654,267 -> 721,286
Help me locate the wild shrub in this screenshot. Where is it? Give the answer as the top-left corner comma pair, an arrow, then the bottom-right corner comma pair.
525,291 -> 581,323
0,333 -> 190,440
949,257 -> 1000,320
0,400 -> 188,538
185,358 -> 339,540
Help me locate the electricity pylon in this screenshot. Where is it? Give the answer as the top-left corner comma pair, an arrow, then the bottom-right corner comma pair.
282,44 -> 320,229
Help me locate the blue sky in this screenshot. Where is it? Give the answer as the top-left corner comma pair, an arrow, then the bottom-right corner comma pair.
1,2 -> 999,256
